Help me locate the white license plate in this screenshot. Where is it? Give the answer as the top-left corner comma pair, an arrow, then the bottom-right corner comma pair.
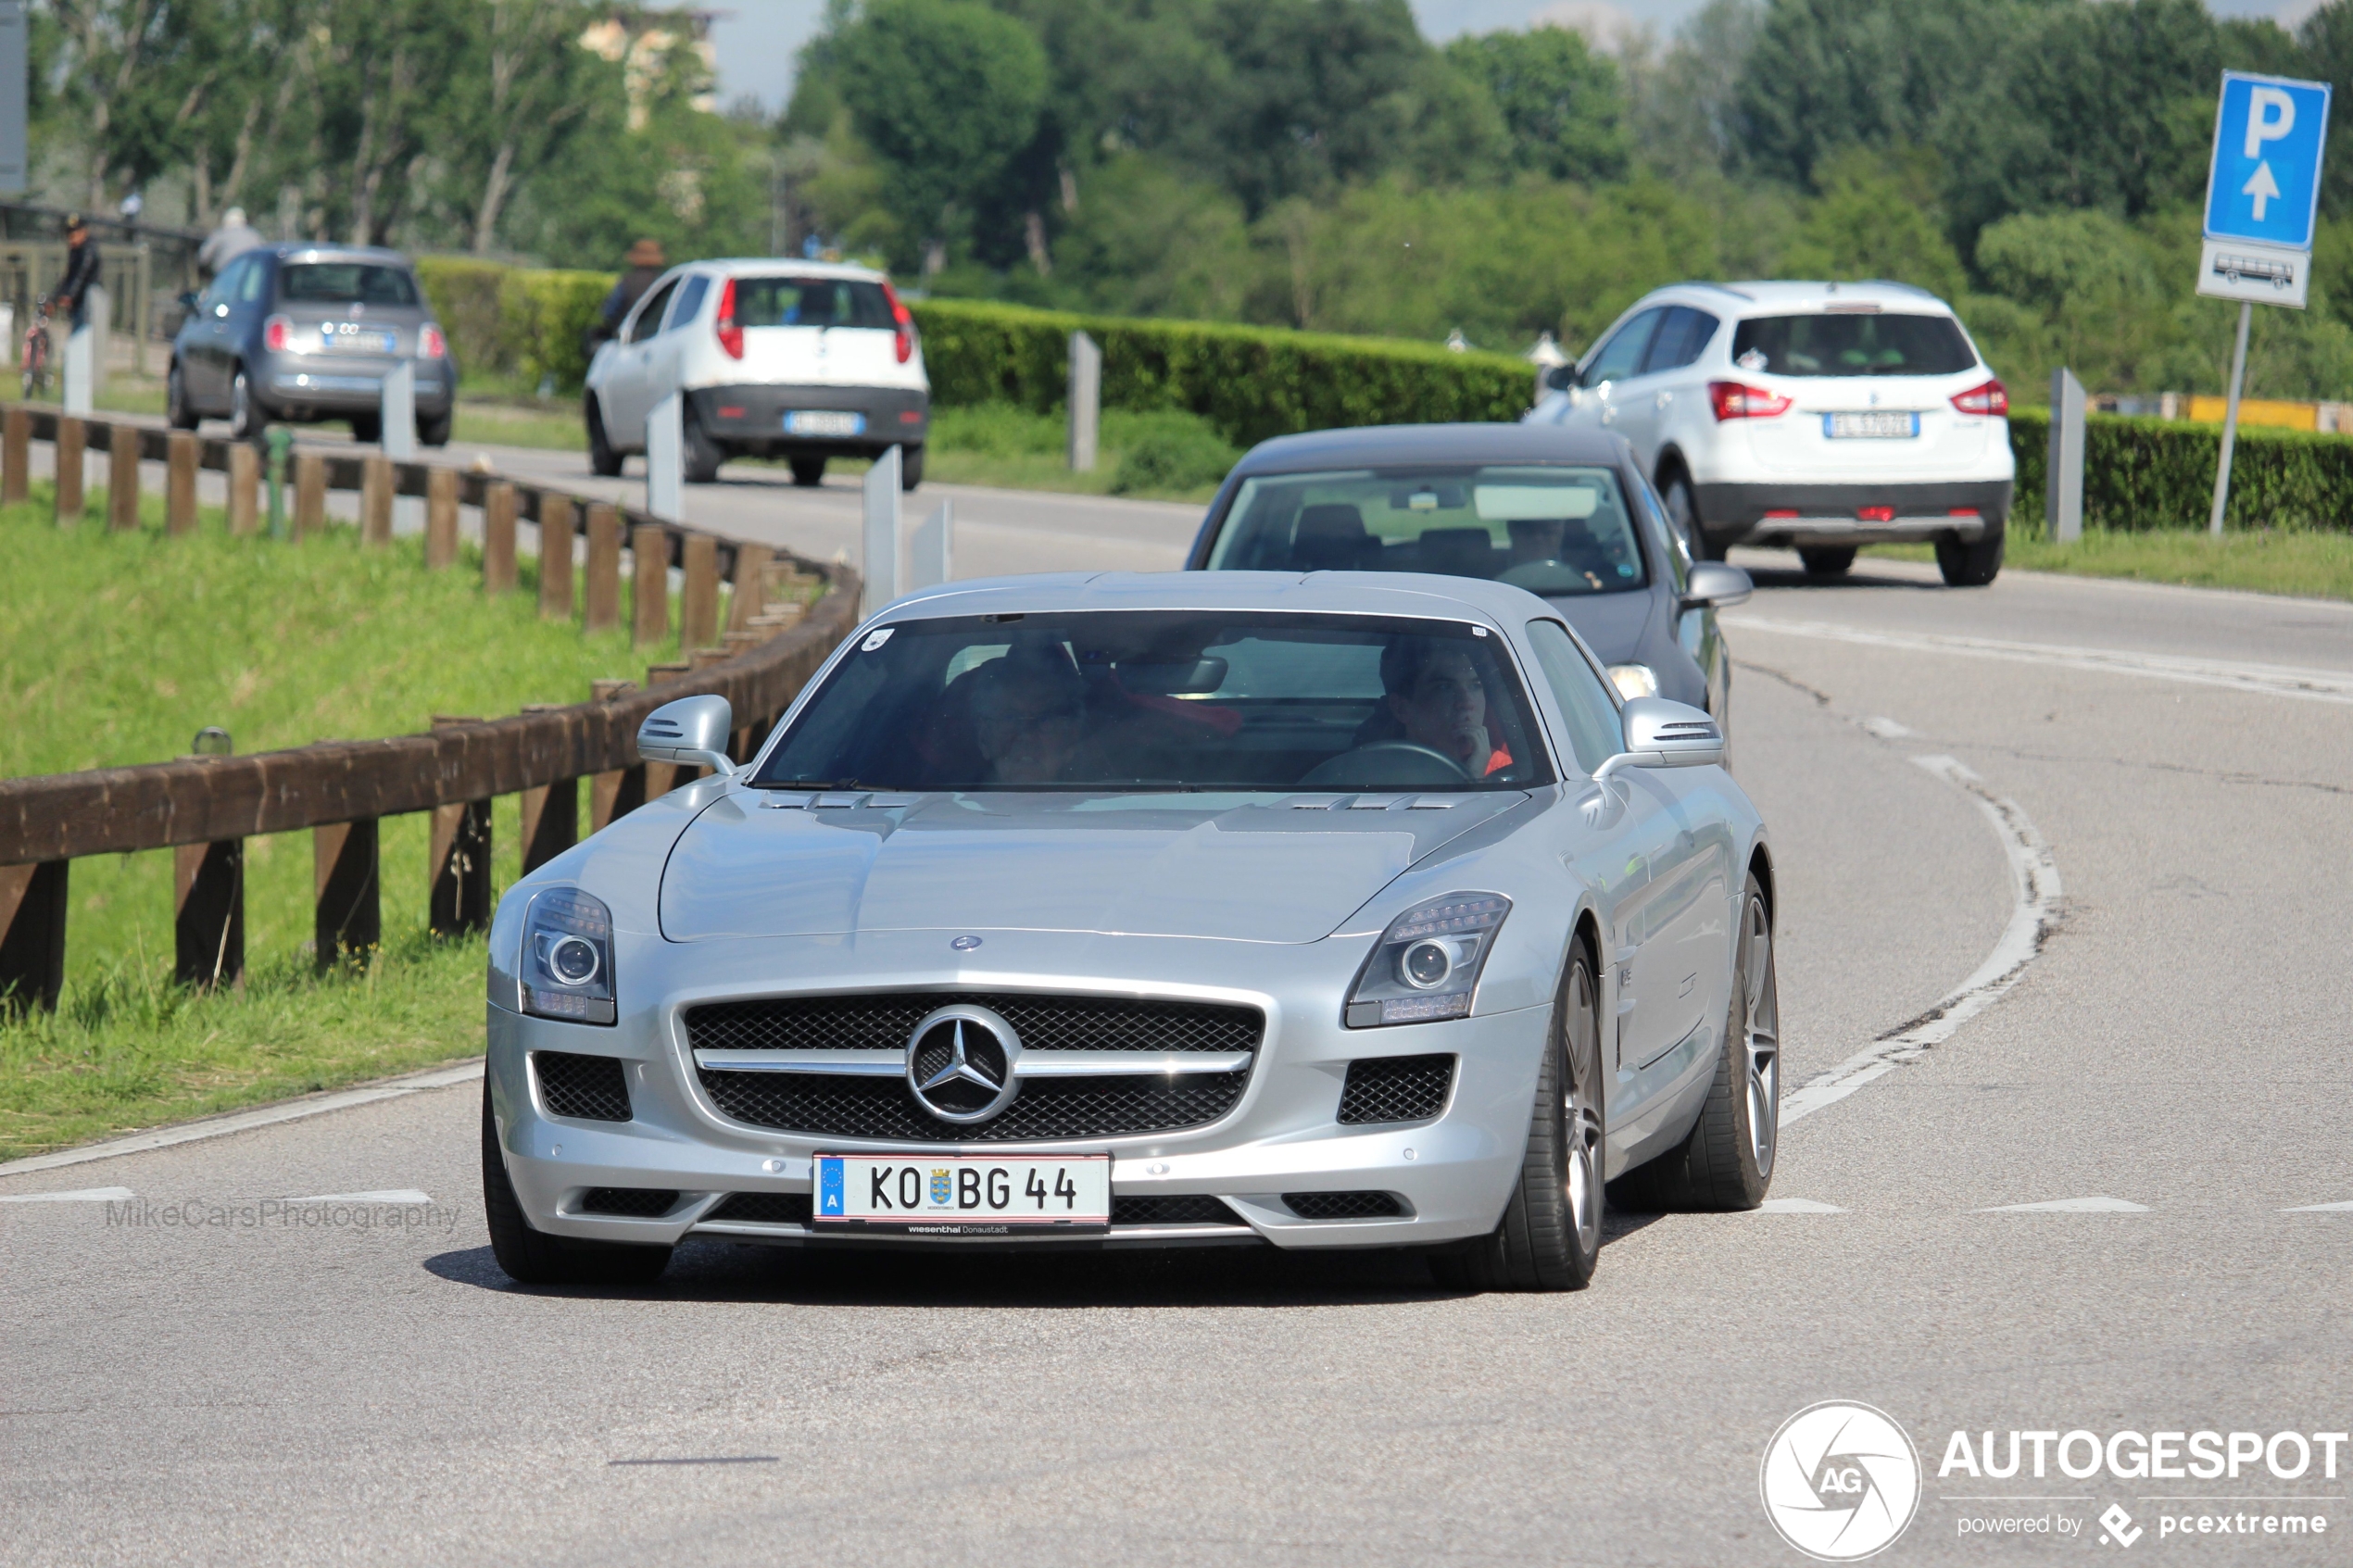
785,410 -> 865,437
323,327 -> 396,354
1823,411 -> 1919,439
812,1154 -> 1111,1235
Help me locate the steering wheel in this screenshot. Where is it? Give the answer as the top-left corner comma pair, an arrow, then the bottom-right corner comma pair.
1299,740 -> 1473,789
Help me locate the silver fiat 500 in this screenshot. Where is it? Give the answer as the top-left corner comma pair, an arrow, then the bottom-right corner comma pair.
482,571 -> 1780,1292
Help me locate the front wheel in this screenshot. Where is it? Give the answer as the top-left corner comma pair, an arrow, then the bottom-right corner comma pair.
481,1082 -> 673,1287
585,395 -> 623,477
1936,529 -> 2004,587
1430,943 -> 1604,1292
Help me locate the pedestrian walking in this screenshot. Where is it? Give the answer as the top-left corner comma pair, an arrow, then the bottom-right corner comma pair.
56,213 -> 100,330
196,207 -> 264,278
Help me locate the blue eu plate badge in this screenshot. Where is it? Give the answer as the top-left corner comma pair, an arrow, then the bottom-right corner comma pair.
818,1158 -> 845,1216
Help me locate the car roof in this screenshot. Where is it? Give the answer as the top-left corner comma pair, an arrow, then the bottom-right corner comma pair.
1640,279 -> 1956,316
1228,421 -> 1632,475
685,257 -> 888,282
259,244 -> 414,268
879,569 -> 1562,630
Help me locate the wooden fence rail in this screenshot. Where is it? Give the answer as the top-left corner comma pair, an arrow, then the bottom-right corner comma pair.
0,407 -> 861,1011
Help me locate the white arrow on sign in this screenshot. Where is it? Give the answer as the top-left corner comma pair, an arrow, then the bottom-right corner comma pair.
2245,160 -> 2283,220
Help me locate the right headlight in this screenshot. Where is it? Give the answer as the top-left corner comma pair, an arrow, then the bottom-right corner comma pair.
1345,893 -> 1512,1027
522,887 -> 616,1025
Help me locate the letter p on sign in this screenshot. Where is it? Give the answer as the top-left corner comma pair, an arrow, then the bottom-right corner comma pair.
2247,87 -> 2296,157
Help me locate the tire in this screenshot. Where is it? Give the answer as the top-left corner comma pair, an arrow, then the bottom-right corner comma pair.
1797,546 -> 1856,577
417,409 -> 452,448
1936,528 -> 2004,587
1430,941 -> 1604,1293
166,363 -> 199,431
681,407 -> 724,484
1661,473 -> 1706,558
480,1081 -> 673,1287
1612,873 -> 1780,1212
585,395 -> 623,478
789,455 -> 827,488
349,411 -> 382,445
900,444 -> 925,491
229,368 -> 268,445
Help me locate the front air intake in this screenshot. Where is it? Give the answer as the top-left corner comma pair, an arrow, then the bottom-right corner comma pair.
578,1187 -> 678,1217
535,1051 -> 632,1122
1283,1191 -> 1405,1220
1336,1054 -> 1455,1125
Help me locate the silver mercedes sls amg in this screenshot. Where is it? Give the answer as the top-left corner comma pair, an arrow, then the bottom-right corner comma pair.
482,571 -> 1780,1292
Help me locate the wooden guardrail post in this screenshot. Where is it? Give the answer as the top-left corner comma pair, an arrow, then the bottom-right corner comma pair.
313,820 -> 379,970
0,860 -> 69,1014
107,425 -> 140,531
584,504 -> 622,633
484,483 -> 518,593
3,406 -> 29,504
360,453 -> 393,546
173,839 -> 243,987
227,444 -> 259,534
428,799 -> 492,935
726,543 -> 773,633
166,433 -> 199,536
538,494 -> 575,620
56,416 -> 83,522
424,468 -> 459,568
294,452 -> 326,539
681,533 -> 719,651
519,706 -> 579,874
632,524 -> 669,646
588,678 -> 644,831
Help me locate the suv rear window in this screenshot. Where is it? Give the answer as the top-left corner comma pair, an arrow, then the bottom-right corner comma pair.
278,264 -> 420,307
733,277 -> 895,329
1731,312 -> 1975,377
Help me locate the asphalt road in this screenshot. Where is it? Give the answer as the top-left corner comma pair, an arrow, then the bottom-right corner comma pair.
5,465 -> 2352,1564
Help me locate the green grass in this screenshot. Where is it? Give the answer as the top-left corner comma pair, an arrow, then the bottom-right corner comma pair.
0,482 -> 703,1158
1865,528 -> 2353,601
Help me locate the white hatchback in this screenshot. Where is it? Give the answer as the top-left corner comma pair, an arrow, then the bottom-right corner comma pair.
1528,282 -> 2014,585
584,258 -> 929,490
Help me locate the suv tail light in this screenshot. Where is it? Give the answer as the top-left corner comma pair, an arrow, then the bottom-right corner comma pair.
1856,506 -> 1894,523
1951,379 -> 2007,416
419,324 -> 447,359
882,280 -> 914,364
263,314 -> 291,353
714,277 -> 743,360
1708,381 -> 1793,420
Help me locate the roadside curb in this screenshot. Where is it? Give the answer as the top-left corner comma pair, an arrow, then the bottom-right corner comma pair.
0,1059 -> 485,1182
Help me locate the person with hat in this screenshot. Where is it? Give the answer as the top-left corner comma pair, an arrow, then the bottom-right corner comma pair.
57,213 -> 101,330
586,238 -> 667,354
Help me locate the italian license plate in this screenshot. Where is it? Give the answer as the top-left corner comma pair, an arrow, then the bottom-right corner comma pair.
1823,411 -> 1919,439
324,326 -> 396,354
812,1153 -> 1111,1235
785,410 -> 865,437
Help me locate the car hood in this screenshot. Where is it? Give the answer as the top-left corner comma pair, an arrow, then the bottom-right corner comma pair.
1543,587 -> 1655,665
659,790 -> 1526,944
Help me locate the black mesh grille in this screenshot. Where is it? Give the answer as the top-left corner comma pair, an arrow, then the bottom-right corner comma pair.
1284,1191 -> 1404,1220
685,993 -> 1262,1056
699,1069 -> 1249,1142
1337,1054 -> 1454,1125
579,1187 -> 677,1217
535,1051 -> 631,1122
1112,1195 -> 1245,1226
706,1192 -> 814,1225
686,993 -> 1264,1143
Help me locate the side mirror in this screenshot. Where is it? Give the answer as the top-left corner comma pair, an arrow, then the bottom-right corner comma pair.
1592,697 -> 1725,785
1680,561 -> 1753,609
637,694 -> 736,777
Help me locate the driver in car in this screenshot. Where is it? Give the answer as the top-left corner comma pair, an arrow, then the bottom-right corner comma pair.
970,650 -> 1089,784
1381,638 -> 1513,778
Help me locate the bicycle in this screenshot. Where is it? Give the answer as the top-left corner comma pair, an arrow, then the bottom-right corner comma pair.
20,295 -> 52,398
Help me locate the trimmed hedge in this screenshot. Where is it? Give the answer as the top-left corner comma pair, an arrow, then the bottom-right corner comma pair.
415,257 -> 611,394
909,297 -> 1534,447
2009,408 -> 2353,533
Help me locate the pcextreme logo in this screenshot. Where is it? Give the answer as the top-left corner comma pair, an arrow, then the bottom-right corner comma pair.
1761,1401 -> 1924,1562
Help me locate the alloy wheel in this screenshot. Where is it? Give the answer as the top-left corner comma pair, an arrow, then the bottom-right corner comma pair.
1741,893 -> 1780,1180
1563,957 -> 1604,1257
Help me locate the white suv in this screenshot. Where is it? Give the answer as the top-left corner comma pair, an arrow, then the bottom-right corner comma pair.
585,258 -> 929,489
1527,281 -> 2014,586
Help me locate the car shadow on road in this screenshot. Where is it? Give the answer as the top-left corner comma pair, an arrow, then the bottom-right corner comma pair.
1735,563 -> 1944,593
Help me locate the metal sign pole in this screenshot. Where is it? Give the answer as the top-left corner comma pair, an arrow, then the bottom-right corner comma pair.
2209,301 -> 2253,537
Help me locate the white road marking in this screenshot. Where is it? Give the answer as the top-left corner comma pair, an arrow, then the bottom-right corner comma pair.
0,1185 -> 135,1203
1782,757 -> 2062,1125
1980,1197 -> 2149,1213
0,1061 -> 484,1183
2282,1200 -> 2353,1212
1859,716 -> 1914,738
1730,616 -> 2353,705
279,1189 -> 434,1205
1758,1198 -> 1846,1213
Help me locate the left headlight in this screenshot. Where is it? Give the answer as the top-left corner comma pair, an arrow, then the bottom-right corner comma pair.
522,887 -> 616,1025
1345,893 -> 1511,1028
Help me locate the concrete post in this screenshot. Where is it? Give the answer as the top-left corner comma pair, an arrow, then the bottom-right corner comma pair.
381,358 -> 422,537
1067,330 -> 1101,472
862,445 -> 901,618
646,391 -> 684,521
910,496 -> 952,591
2045,367 -> 2085,544
84,282 -> 107,393
61,320 -> 93,415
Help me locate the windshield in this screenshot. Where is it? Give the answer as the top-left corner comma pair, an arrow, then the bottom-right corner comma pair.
1730,312 -> 1976,377
732,277 -> 896,329
1203,465 -> 1646,596
277,264 -> 420,307
752,611 -> 1554,794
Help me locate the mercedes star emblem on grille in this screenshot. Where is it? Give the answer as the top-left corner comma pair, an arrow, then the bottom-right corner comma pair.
904,1004 -> 1024,1123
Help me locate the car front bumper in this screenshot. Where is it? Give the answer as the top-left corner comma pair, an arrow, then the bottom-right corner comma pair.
688,383 -> 928,456
484,933 -> 1549,1254
1693,479 -> 2013,547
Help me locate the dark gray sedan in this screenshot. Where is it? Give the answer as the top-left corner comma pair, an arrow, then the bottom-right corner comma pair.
1185,423 -> 1751,726
166,244 -> 456,445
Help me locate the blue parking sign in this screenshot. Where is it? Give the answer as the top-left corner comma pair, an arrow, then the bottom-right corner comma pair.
2205,71 -> 2331,250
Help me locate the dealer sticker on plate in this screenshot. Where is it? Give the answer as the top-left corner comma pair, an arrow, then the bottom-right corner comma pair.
812,1153 -> 1111,1235
785,410 -> 866,437
1823,411 -> 1919,439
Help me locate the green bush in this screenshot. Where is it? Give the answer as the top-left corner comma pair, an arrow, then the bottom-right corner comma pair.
1110,410 -> 1241,495
2008,408 -> 2353,533
909,297 -> 1534,446
504,268 -> 615,395
414,257 -> 518,378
